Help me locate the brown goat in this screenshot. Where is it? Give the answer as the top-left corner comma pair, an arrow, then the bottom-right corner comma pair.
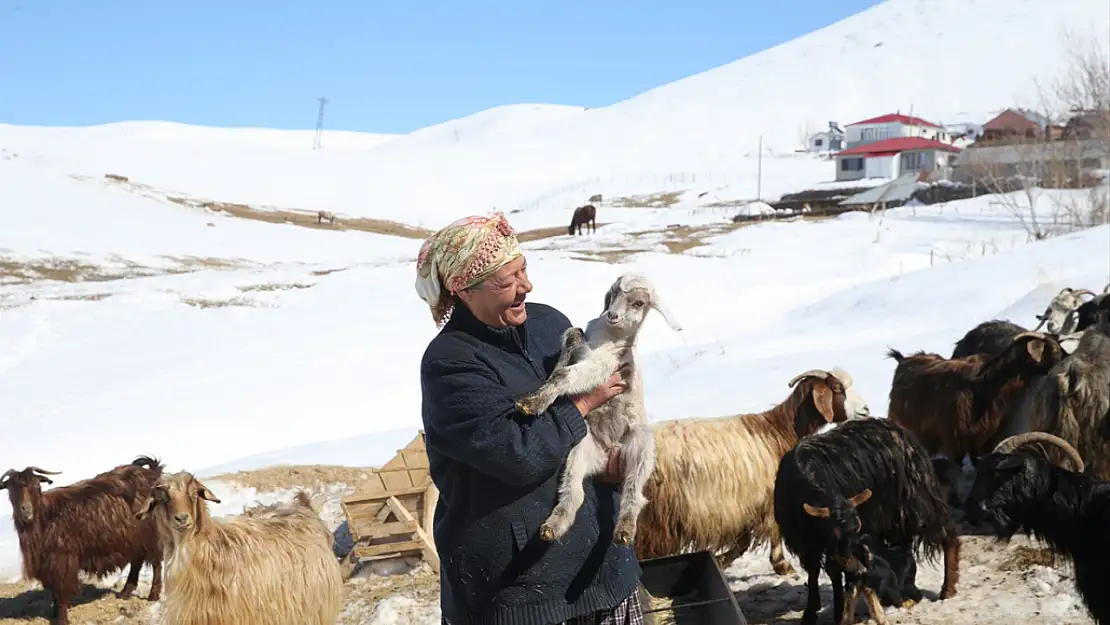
568,204 -> 596,236
886,331 -> 1068,467
635,368 -> 864,576
2,456 -> 164,625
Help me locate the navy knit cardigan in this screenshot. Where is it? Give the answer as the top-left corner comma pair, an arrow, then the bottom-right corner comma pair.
420,301 -> 641,625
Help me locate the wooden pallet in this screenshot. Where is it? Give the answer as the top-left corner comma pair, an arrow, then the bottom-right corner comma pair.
340,431 -> 439,571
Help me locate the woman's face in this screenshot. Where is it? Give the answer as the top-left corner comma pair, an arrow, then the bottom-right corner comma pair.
458,255 -> 532,328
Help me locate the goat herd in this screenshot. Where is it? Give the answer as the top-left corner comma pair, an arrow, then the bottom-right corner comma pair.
2,280 -> 1108,625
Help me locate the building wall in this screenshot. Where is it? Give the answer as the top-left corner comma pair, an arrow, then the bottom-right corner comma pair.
845,122 -> 951,149
865,154 -> 897,179
835,156 -> 867,181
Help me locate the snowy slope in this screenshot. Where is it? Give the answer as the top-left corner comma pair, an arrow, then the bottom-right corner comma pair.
2,0 -> 1105,228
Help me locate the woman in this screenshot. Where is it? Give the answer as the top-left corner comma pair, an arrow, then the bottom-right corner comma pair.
416,212 -> 645,625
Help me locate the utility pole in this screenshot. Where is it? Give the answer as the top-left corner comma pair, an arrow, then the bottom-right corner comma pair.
756,134 -> 763,200
313,96 -> 330,150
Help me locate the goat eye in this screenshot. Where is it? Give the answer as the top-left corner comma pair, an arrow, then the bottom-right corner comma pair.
632,301 -> 644,308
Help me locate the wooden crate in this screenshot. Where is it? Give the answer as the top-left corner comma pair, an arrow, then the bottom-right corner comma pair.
340,431 -> 439,571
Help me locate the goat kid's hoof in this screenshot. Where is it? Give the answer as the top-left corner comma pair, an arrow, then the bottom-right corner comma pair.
900,599 -> 918,609
614,530 -> 633,546
773,562 -> 797,577
516,398 -> 537,416
539,525 -> 558,542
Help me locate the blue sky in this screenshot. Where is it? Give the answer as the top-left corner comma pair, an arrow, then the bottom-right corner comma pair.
0,0 -> 881,134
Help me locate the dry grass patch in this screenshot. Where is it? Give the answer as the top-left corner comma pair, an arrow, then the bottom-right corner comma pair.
609,191 -> 685,208
0,580 -> 152,625
209,464 -> 379,493
236,282 -> 315,293
0,254 -> 252,286
999,545 -> 1062,571
180,296 -> 256,309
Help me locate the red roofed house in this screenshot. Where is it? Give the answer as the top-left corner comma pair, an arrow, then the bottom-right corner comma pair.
834,113 -> 960,182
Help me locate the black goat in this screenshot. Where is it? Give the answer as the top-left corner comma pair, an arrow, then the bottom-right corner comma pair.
568,203 -> 596,235
841,534 -> 922,625
951,319 -> 1027,359
1074,292 -> 1110,332
773,418 -> 960,625
965,431 -> 1107,624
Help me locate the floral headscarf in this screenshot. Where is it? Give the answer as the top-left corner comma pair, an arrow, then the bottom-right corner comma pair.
414,212 -> 523,327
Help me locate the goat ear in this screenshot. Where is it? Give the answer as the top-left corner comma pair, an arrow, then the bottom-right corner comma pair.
649,288 -> 683,331
134,496 -> 157,519
1025,338 -> 1045,362
196,486 -> 221,504
811,384 -> 837,423
848,488 -> 873,507
803,503 -> 831,518
994,455 -> 1026,473
1064,366 -> 1082,397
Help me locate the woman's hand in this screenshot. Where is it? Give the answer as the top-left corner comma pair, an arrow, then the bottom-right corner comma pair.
571,371 -> 627,416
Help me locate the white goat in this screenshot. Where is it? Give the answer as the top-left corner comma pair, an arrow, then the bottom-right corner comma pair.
515,272 -> 683,545
1033,287 -> 1097,334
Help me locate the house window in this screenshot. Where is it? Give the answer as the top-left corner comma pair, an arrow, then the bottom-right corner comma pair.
815,138 -> 823,147
900,151 -> 927,171
840,157 -> 864,171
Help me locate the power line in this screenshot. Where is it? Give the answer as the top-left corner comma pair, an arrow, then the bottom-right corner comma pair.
313,96 -> 330,150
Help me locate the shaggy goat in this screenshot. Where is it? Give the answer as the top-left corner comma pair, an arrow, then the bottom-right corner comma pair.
887,330 -> 1068,467
568,203 -> 597,235
634,367 -> 870,576
1033,287 -> 1097,334
774,418 -> 959,625
2,456 -> 164,625
999,323 -> 1110,479
965,432 -> 1107,624
950,319 -> 1028,359
135,471 -> 344,625
515,272 -> 682,545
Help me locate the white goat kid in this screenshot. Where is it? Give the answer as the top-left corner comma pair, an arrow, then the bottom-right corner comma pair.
1033,287 -> 1097,334
515,273 -> 683,546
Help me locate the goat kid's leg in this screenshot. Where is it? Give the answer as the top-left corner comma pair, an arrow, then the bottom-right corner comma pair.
117,556 -> 143,598
939,531 -> 960,599
540,436 -> 607,542
613,424 -> 655,546
827,564 -> 846,624
862,588 -> 891,625
517,352 -> 617,416
839,580 -> 860,625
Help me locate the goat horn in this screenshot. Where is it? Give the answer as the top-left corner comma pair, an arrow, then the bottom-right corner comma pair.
992,432 -> 1085,473
28,467 -> 62,476
1073,289 -> 1096,300
788,369 -> 833,388
0,469 -> 16,483
1103,283 -> 1110,294
1010,331 -> 1047,343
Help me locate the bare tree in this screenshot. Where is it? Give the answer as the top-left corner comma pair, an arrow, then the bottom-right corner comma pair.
960,29 -> 1110,240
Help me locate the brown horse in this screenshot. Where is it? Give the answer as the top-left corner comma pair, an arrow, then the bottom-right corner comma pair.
568,204 -> 597,235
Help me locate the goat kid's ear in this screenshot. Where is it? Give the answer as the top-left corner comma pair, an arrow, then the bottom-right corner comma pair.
848,488 -> 873,507
803,503 -> 831,518
650,288 -> 683,331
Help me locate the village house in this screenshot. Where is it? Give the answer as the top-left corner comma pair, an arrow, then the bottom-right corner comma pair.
976,108 -> 1060,145
833,113 -> 960,182
805,121 -> 845,152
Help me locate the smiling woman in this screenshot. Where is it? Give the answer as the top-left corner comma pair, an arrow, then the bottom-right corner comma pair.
414,211 -> 641,625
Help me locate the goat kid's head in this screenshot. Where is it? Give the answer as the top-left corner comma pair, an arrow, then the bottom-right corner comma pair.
135,471 -> 221,532
599,273 -> 682,337
788,369 -> 852,437
1,467 -> 61,525
965,432 -> 1084,536
1034,287 -> 1095,334
802,488 -> 874,570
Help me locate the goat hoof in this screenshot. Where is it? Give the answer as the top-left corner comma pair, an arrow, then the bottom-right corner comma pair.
901,599 -> 918,609
116,586 -> 136,599
773,562 -> 797,577
540,525 -> 557,542
614,530 -> 633,546
516,399 -> 535,416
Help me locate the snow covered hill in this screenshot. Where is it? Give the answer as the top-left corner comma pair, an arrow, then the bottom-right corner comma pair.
1,2 -> 1109,622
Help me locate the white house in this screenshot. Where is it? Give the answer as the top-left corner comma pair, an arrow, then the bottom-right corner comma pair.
806,121 -> 846,153
833,136 -> 962,182
842,113 -> 953,150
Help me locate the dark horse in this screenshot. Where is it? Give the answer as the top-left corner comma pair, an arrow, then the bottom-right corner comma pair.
568,204 -> 597,235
